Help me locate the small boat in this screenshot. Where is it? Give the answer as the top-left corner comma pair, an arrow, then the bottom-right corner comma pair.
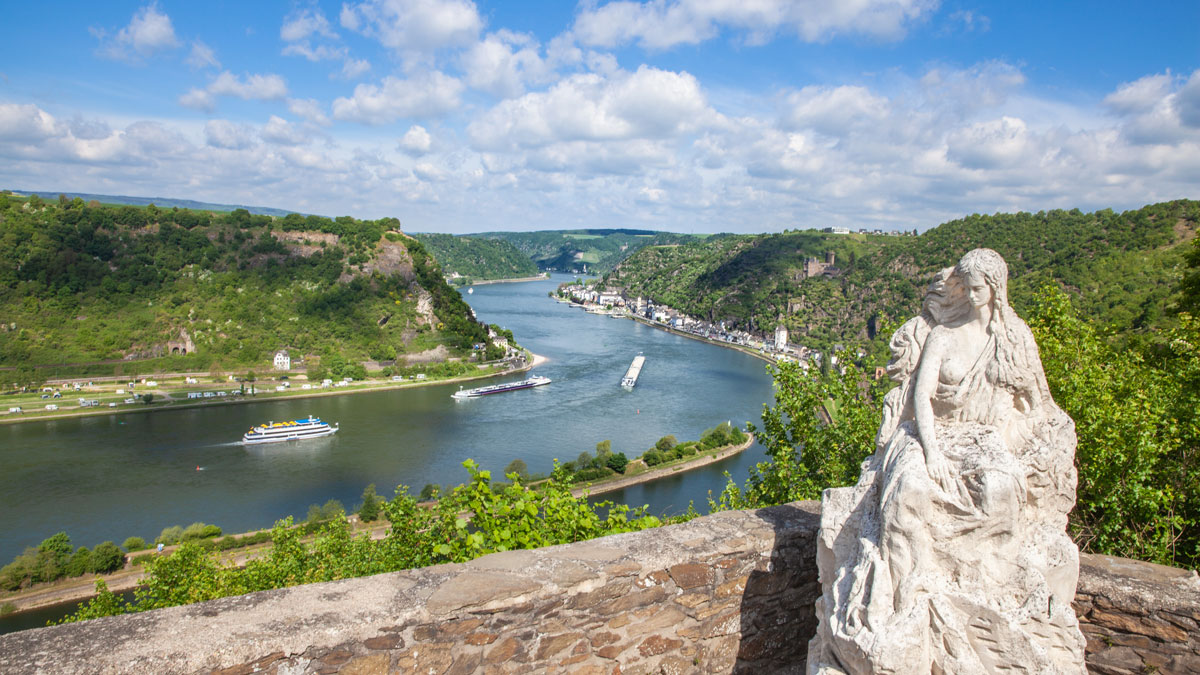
452,375 -> 551,399
467,287 -> 474,294
242,415 -> 338,445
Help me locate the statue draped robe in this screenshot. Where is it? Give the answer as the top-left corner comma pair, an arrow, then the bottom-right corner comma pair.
807,312 -> 1087,674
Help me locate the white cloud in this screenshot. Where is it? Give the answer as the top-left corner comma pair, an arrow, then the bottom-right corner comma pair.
283,42 -> 346,62
468,65 -> 711,151
287,98 -> 332,126
0,103 -> 62,141
399,125 -> 433,156
571,0 -> 937,50
945,116 -> 1035,169
341,58 -> 372,79
178,88 -> 215,112
1179,71 -> 1200,128
186,40 -> 220,70
1104,74 -> 1172,115
332,72 -> 464,124
204,120 -> 257,150
281,8 -> 337,42
260,116 -> 309,146
782,85 -> 889,136
178,72 -> 287,112
94,3 -> 180,62
340,0 -> 482,58
461,30 -> 556,99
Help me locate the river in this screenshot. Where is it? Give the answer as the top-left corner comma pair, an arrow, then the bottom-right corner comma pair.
0,274 -> 776,567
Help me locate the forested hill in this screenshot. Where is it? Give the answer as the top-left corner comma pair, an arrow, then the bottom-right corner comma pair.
604,200 -> 1200,350
0,194 -> 490,378
474,229 -> 699,274
411,233 -> 539,283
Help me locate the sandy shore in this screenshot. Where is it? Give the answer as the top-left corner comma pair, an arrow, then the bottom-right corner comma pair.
469,274 -> 550,286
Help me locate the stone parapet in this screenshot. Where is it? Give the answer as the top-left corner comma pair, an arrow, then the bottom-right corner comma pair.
1,501 -> 1196,674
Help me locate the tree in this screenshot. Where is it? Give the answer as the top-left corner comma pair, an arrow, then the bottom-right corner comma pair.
358,484 -> 381,523
90,541 -> 125,574
140,393 -> 153,404
595,440 -> 611,456
605,452 -> 629,474
503,458 -> 529,480
419,483 -> 441,501
655,435 -> 677,452
34,532 -> 73,583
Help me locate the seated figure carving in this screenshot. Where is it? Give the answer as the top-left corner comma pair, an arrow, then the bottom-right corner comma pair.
808,248 -> 1086,674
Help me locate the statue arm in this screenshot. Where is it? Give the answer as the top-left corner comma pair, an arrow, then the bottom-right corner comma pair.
914,329 -> 953,488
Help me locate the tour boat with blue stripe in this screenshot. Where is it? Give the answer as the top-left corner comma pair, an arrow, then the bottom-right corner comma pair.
242,415 -> 338,444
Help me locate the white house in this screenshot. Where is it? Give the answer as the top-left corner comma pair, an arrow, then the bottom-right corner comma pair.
774,325 -> 789,352
273,349 -> 291,371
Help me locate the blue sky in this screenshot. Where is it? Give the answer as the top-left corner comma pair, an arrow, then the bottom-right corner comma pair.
0,1 -> 1197,233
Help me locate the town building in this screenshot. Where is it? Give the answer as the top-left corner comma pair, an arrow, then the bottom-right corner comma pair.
273,349 -> 291,371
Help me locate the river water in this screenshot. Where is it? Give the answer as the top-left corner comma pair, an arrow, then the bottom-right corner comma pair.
0,274 -> 776,566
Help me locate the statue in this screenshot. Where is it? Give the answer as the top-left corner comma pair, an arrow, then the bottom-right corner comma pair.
808,249 -> 1087,674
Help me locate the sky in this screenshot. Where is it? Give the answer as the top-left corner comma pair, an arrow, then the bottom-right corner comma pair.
0,1 -> 1197,234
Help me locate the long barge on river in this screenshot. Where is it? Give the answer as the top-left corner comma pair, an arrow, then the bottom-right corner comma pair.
621,354 -> 645,389
452,375 -> 551,399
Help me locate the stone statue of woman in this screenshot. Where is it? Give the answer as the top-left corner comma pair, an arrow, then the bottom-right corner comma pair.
808,248 -> 1087,674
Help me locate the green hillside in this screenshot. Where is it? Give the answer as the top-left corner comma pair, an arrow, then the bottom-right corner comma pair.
0,194 -> 491,383
604,200 -> 1200,350
474,229 -> 699,274
411,233 -> 539,283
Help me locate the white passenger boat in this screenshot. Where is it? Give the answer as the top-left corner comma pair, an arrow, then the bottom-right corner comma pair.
242,415 -> 338,445
452,375 -> 551,399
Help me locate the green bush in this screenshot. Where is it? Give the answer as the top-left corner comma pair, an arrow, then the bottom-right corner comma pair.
89,542 -> 125,574
642,450 -> 665,466
358,484 -> 381,523
572,466 -> 614,483
131,554 -> 154,566
66,547 -> 91,578
122,537 -> 148,552
156,526 -> 184,546
655,435 -> 677,452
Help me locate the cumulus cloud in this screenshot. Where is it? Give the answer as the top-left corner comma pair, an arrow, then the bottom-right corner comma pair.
459,30 -> 559,99
398,125 -> 433,156
468,65 -> 711,151
571,0 -> 937,50
332,72 -> 464,124
180,71 -> 289,111
93,3 -> 180,62
1104,70 -> 1200,145
0,103 -> 62,141
340,0 -> 482,59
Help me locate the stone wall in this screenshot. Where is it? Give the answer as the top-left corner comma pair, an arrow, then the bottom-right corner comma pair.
1,501 -> 1197,674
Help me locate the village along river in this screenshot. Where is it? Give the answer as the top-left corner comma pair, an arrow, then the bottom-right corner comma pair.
0,274 -> 777,576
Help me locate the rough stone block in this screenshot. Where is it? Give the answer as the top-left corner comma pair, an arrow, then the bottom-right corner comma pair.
638,634 -> 683,657
669,563 -> 713,590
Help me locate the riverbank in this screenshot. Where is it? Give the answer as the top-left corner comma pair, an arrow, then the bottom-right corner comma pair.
469,273 -> 550,286
570,433 -> 755,499
0,354 -> 543,427
624,314 -> 777,366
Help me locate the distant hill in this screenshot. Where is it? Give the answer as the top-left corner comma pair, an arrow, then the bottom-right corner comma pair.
5,189 -> 298,218
411,233 -> 539,283
473,229 -> 700,274
605,200 -> 1200,351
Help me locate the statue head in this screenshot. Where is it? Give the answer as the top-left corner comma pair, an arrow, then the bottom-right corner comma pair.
954,248 -> 1008,314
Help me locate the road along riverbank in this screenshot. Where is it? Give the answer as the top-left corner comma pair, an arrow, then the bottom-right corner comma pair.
0,354 -> 542,427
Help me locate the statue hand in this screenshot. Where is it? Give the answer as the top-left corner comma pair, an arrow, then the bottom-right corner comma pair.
924,444 -> 954,491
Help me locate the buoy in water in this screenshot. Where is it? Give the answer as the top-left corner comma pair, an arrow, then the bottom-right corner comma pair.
195,465 -> 201,471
